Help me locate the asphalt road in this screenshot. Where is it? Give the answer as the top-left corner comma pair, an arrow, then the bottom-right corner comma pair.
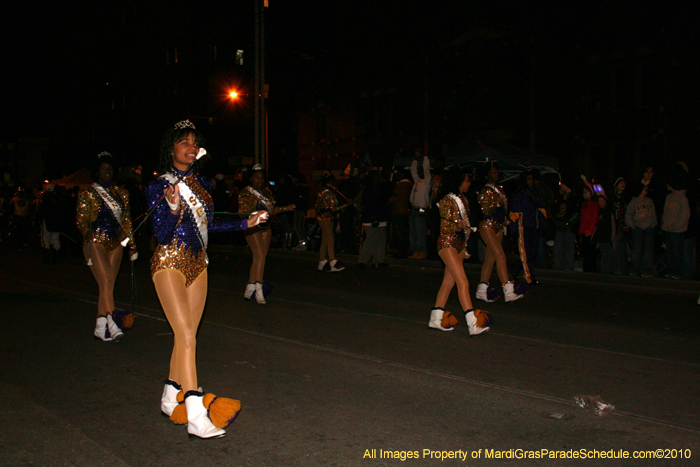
1,242 -> 698,467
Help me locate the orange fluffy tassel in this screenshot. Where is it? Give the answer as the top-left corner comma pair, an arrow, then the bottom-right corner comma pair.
203,393 -> 241,428
169,391 -> 187,425
121,312 -> 135,330
473,309 -> 493,328
441,311 -> 458,328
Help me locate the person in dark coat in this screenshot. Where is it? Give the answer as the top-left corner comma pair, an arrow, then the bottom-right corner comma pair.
508,170 -> 547,284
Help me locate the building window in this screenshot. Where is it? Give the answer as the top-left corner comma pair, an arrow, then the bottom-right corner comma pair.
237,49 -> 244,66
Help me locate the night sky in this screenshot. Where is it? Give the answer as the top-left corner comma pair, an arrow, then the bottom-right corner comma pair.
3,1 -> 699,180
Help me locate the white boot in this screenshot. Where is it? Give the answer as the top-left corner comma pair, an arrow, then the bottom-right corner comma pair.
503,281 -> 524,303
244,283 -> 255,300
94,316 -> 112,342
185,391 -> 226,439
428,307 -> 455,331
475,283 -> 497,302
329,259 -> 345,272
318,259 -> 328,271
254,282 -> 266,304
161,380 -> 181,417
465,309 -> 491,336
106,313 -> 124,342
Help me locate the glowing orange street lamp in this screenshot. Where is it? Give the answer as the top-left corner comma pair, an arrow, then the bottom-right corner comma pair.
229,90 -> 238,99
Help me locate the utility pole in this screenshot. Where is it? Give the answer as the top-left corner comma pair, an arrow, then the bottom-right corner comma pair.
254,0 -> 267,168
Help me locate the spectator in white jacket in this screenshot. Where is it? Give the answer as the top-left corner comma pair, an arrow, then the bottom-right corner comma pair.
625,182 -> 658,277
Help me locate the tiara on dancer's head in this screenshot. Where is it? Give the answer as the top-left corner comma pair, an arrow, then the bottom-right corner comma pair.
174,120 -> 196,130
98,151 -> 113,158
252,164 -> 264,171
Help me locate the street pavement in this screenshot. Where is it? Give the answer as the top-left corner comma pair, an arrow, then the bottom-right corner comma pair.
1,241 -> 698,467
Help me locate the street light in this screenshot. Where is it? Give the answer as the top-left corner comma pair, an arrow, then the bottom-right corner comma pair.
229,90 -> 238,99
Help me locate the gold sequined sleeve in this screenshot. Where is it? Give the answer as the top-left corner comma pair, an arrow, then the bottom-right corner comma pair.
478,186 -> 499,219
115,186 -> 135,249
439,196 -> 461,237
76,188 -> 100,238
238,189 -> 257,217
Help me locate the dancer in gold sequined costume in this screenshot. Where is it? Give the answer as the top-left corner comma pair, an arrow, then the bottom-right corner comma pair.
76,152 -> 137,343
238,165 -> 295,304
475,164 -> 525,303
314,173 -> 348,272
428,169 -> 491,335
146,121 -> 267,439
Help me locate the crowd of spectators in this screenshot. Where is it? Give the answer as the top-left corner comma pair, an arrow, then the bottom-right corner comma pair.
2,158 -> 697,281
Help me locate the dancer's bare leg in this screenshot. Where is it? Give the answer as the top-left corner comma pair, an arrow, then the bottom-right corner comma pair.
153,269 -> 208,391
480,228 -> 508,284
245,229 -> 272,283
84,243 -> 123,316
438,248 -> 473,310
319,218 -> 335,261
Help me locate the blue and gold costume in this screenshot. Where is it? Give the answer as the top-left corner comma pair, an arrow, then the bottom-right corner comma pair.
238,186 -> 286,231
437,194 -> 470,252
76,183 -> 134,251
146,170 -> 248,286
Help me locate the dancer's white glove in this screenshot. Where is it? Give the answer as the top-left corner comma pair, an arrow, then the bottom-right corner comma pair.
249,211 -> 269,227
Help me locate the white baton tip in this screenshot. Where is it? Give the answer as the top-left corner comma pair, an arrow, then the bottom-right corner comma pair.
120,237 -> 130,247
196,148 -> 207,160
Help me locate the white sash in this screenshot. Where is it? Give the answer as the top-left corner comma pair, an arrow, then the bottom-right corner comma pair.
91,184 -> 123,226
446,193 -> 475,234
486,183 -> 507,210
161,174 -> 209,250
246,186 -> 275,211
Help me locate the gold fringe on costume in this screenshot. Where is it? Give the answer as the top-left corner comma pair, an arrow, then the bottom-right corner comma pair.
151,240 -> 207,288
